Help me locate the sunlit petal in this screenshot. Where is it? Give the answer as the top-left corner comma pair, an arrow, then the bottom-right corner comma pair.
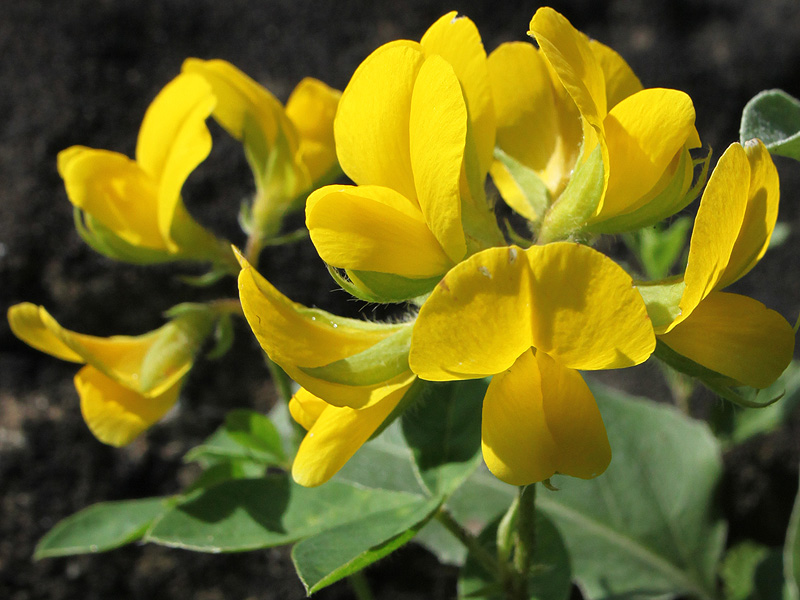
719,140 -> 780,288
659,291 -> 795,389
334,41 -> 424,199
285,77 -> 341,182
421,12 -> 495,177
588,39 -> 642,110
291,383 -> 411,487
289,388 -> 330,431
76,365 -> 181,447
306,184 -> 452,278
410,55 -> 467,262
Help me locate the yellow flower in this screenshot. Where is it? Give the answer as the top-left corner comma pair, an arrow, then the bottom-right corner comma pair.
236,251 -> 416,486
489,8 -> 701,239
8,303 -> 218,446
305,13 -> 503,302
639,140 -> 795,388
59,73 -> 233,267
182,59 -> 341,240
409,242 -> 655,485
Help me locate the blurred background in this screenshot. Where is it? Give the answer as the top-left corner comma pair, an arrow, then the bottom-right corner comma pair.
3,1 -> 800,598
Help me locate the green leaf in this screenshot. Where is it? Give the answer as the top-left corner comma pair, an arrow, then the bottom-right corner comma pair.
713,361 -> 800,446
401,379 -> 485,497
292,496 -> 441,594
458,512 -> 572,600
720,542 -> 783,600
185,460 -> 267,494
145,475 -> 423,552
537,383 -> 726,600
623,217 -> 692,280
740,89 -> 800,160
224,409 -> 286,463
185,415 -> 287,469
335,421 -> 426,495
785,475 -> 800,600
35,498 -> 169,559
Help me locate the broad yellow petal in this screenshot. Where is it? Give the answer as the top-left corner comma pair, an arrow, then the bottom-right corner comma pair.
288,388 -> 328,431
410,243 -> 654,381
57,147 -> 164,250
600,88 -> 697,219
410,55 -> 467,263
659,291 -> 794,388
291,382 -> 411,487
135,73 -> 215,248
482,349 -> 556,485
8,303 -> 84,363
306,184 -> 452,278
588,39 -> 642,110
718,140 -> 780,288
537,352 -> 611,479
421,12 -> 495,177
285,77 -> 341,182
334,40 -> 424,200
76,365 -> 181,447
529,8 -> 607,130
675,143 -> 750,330
489,42 -> 568,197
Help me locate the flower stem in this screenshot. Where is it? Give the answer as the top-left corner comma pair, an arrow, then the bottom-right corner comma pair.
348,571 -> 375,600
502,484 -> 536,600
435,507 -> 500,578
264,354 -> 294,405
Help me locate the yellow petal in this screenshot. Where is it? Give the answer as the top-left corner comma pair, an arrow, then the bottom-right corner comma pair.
306,184 -> 452,278
8,303 -> 84,363
718,140 -> 780,288
421,12 -> 495,177
529,7 -> 607,129
237,254 -> 415,407
334,40 -> 425,200
134,73 -> 216,248
291,382 -> 411,487
482,349 -> 556,485
488,42 -> 571,197
57,147 -> 165,250
588,39 -> 642,110
659,291 -> 794,388
676,143 -> 750,330
76,365 -> 181,447
409,243 -> 655,381
289,388 -> 329,431
410,55 -> 467,263
600,88 -> 697,219
285,77 -> 341,183
536,352 -> 611,479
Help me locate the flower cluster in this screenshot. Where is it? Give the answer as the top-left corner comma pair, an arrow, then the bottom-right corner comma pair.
10,8 -> 795,491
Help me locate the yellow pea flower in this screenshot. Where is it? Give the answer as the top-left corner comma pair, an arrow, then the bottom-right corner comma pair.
59,73 -> 235,268
305,13 -> 504,302
236,251 -> 417,486
638,140 -> 795,388
182,59 -> 341,245
489,8 -> 702,240
409,242 -> 656,485
7,303 -> 219,446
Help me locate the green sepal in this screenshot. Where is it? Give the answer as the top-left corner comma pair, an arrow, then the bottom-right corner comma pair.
206,312 -> 235,360
332,267 -> 441,304
654,339 -> 784,408
493,147 -> 551,223
636,277 -> 686,330
177,267 -> 231,287
538,144 -> 604,244
585,147 -> 711,235
74,207 -> 174,264
299,325 -> 412,386
740,89 -> 800,161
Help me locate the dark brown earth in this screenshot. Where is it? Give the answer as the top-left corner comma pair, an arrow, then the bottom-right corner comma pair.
3,1 -> 800,598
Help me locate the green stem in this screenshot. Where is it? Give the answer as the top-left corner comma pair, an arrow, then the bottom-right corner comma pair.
209,298 -> 244,318
348,571 -> 375,600
435,508 -> 500,578
262,227 -> 309,247
511,484 -> 536,600
264,354 -> 294,405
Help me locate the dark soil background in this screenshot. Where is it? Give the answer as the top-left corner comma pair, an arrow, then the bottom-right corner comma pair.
3,1 -> 800,598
